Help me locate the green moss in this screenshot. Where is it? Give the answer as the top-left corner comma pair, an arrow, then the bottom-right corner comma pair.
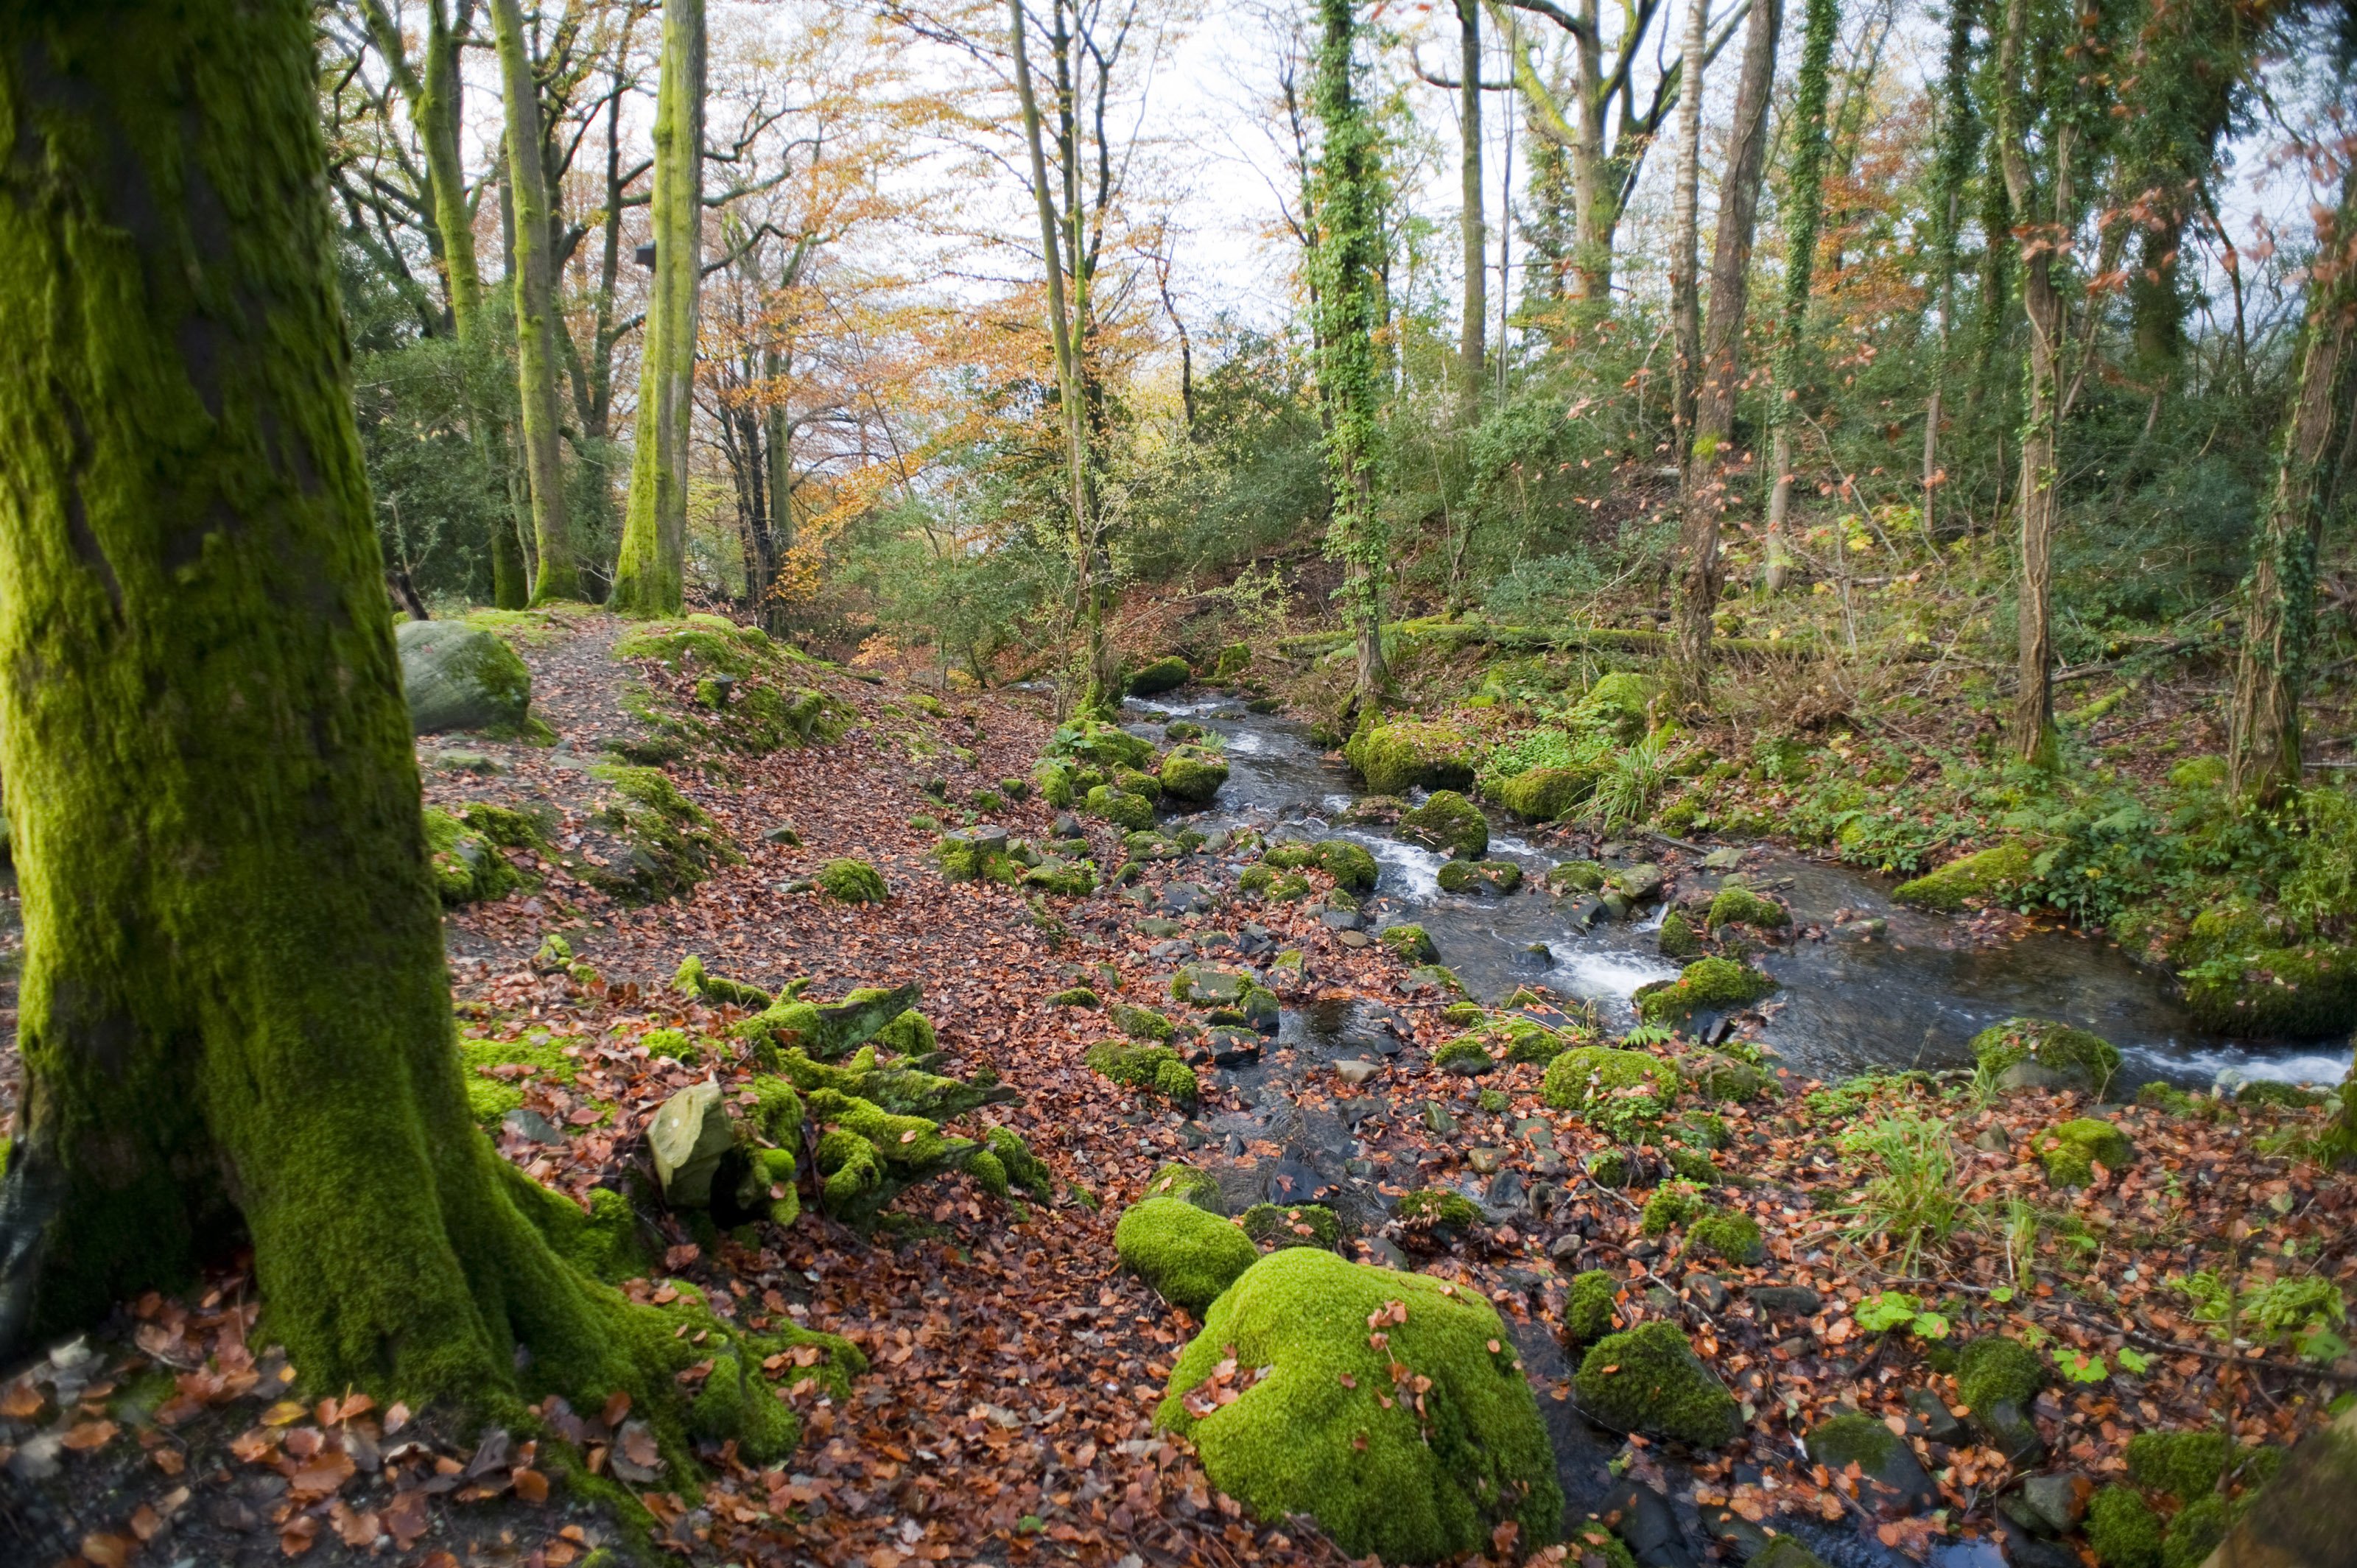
1380,924 -> 1438,963
1956,1335 -> 2045,1416
422,806 -> 523,907
1113,1005 -> 1173,1041
1261,842 -> 1319,871
672,954 -> 773,1010
1578,672 -> 1662,739
1048,718 -> 1158,770
1685,1052 -> 1772,1103
1657,910 -> 1704,959
1892,841 -> 2035,912
1127,655 -> 1192,695
1343,721 -> 1480,796
1637,958 -> 1778,1025
1083,785 -> 1156,832
1435,1036 -> 1496,1075
1396,1188 -> 1481,1230
2137,1080 -> 2202,1117
1240,1203 -> 1341,1250
1495,765 -> 1601,822
1437,859 -> 1524,895
1153,1058 -> 1202,1102
1021,858 -> 1095,897
2038,1117 -> 2135,1186
582,764 -> 742,902
812,858 -> 887,903
1112,764 -> 1164,801
611,616 -> 796,680
838,988 -> 936,1056
1640,1184 -> 1702,1236
735,983 -> 921,1062
1574,1320 -> 1740,1446
2128,1430 -> 2233,1500
1160,745 -> 1230,804
1237,865 -> 1274,895
1568,1270 -> 1620,1342
1569,1519 -> 1643,1568
1706,885 -> 1788,929
2161,1494 -> 2230,1568
1542,1048 -> 1677,1137
1115,1198 -> 1257,1313
2182,940 -> 2357,1038
1398,791 -> 1489,858
1687,1209 -> 1766,1265
1548,859 -> 1607,893
1153,1248 -> 1563,1561
1142,1163 -> 1226,1213
1269,873 -> 1312,902
2169,756 -> 2230,790
641,1028 -> 700,1066
1048,986 -> 1101,1008
1308,838 -> 1377,893
1808,1410 -> 1911,1477
2088,1486 -> 2164,1568
1086,1041 -> 1197,1104
466,1077 -> 525,1125
1970,1016 -> 2123,1095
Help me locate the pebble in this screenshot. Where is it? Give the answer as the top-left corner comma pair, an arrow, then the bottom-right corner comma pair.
1334,1059 -> 1380,1087
1467,1147 -> 1503,1175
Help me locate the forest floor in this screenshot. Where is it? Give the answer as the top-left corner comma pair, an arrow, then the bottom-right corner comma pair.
0,608 -> 2352,1568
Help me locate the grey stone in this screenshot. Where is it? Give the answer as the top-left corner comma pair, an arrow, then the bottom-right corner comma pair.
1358,1237 -> 1411,1270
649,1080 -> 734,1206
1548,1233 -> 1584,1265
1422,1101 -> 1457,1135
1137,917 -> 1185,937
397,619 -> 532,735
1484,1170 -> 1527,1212
1975,1125 -> 2012,1153
1997,1060 -> 2073,1091
1907,1387 -> 1970,1446
2015,1474 -> 2082,1536
1598,891 -> 1632,921
1337,929 -> 1371,949
1700,847 -> 1746,871
1599,1481 -> 1698,1568
433,748 -> 502,775
502,1108 -> 567,1146
1206,1027 -> 1262,1066
1699,1506 -> 1773,1561
1517,1119 -> 1556,1149
1613,863 -> 1666,902
1159,883 -> 1217,916
1320,908 -> 1366,931
1178,965 -> 1249,1003
761,821 -> 805,846
1468,1147 -> 1504,1175
1749,1284 -> 1823,1316
1806,1413 -> 1937,1510
1978,1399 -> 2046,1466
1335,1059 -> 1380,1088
1684,1271 -> 1730,1312
1051,812 -> 1084,837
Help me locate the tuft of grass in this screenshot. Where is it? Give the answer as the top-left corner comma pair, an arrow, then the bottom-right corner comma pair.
1587,733 -> 1676,832
1835,1114 -> 1975,1276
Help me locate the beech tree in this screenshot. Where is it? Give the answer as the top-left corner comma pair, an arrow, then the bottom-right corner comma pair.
0,0 -> 815,1454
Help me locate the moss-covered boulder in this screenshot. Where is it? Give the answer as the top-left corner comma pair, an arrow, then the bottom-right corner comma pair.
1437,859 -> 1523,896
1637,958 -> 1777,1024
398,619 -> 534,735
424,806 -> 522,905
1048,718 -> 1158,771
1970,1016 -> 2122,1096
1578,671 -> 1662,741
1154,1248 -> 1564,1561
1542,1047 -> 1678,1137
1314,838 -> 1380,893
2088,1486 -> 2164,1568
1126,655 -> 1192,695
1380,924 -> 1438,962
1159,745 -> 1230,803
1398,791 -> 1489,858
1083,784 -> 1156,832
1706,885 -> 1788,929
1893,841 -> 2034,912
1658,910 -> 1704,959
2037,1117 -> 2134,1186
2126,1430 -> 2233,1500
1115,1197 -> 1258,1313
1240,1203 -> 1341,1250
1343,720 -> 1480,796
1212,641 -> 1252,679
816,858 -> 888,903
2182,939 -> 2357,1038
583,764 -> 742,902
1682,1050 -> 1772,1103
1575,1320 -> 1739,1447
1567,1270 -> 1620,1342
1086,1041 -> 1200,1105
1957,1335 -> 2046,1463
1806,1412 -> 1937,1510
1495,765 -> 1601,822
1142,1162 -> 1227,1213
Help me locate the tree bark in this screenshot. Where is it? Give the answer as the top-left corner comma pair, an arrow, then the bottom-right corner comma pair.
491,0 -> 580,604
1692,0 -> 1780,454
1456,0 -> 1486,420
610,0 -> 706,618
1920,0 -> 1977,542
1995,0 -> 2065,765
2227,167 -> 2357,804
1762,0 -> 1839,594
0,0 -> 832,1449
1668,0 -> 1713,706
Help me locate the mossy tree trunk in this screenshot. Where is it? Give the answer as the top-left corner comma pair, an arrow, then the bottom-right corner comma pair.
2227,167 -> 2357,805
609,0 -> 705,619
1455,0 -> 1486,423
491,0 -> 580,605
359,0 -> 533,610
1665,0 -> 1710,708
1761,0 -> 1837,594
0,0 -> 762,1439
1313,0 -> 1390,708
1919,0 -> 1978,543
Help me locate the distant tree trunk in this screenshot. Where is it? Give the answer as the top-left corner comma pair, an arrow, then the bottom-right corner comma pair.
491,0 -> 579,605
1692,0 -> 1780,454
1456,0 -> 1486,421
1667,0 -> 1713,706
610,0 -> 705,618
1920,0 -> 1978,541
1995,0 -> 2067,765
1762,0 -> 1839,594
1313,0 -> 1390,707
0,0 -> 824,1450
2227,167 -> 2357,804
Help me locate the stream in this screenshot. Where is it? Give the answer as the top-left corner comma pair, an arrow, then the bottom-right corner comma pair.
1104,691 -> 2337,1565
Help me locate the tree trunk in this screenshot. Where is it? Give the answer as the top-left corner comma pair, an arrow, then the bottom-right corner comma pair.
0,0 -> 829,1452
1995,0 -> 2065,765
1456,0 -> 1486,421
1668,0 -> 1713,706
1313,0 -> 1389,706
610,0 -> 706,618
1920,0 -> 1978,541
1762,0 -> 1840,594
2227,167 -> 2357,804
1692,0 -> 1780,454
491,0 -> 579,604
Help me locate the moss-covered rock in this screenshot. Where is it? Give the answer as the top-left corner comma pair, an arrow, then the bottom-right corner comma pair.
1142,1163 -> 1227,1213
582,764 -> 743,902
1240,1202 -> 1341,1250
1127,655 -> 1192,695
1343,720 -> 1480,796
1893,841 -> 2035,912
1957,1335 -> 2046,1461
735,982 -> 921,1063
1658,910 -> 1704,959
1706,885 -> 1788,929
1313,838 -> 1380,893
672,954 -> 773,1010
1111,764 -> 1165,801
2181,939 -> 2357,1038
1682,1051 -> 1772,1104
1083,784 -> 1156,832
2037,1117 -> 2134,1186
424,806 -> 521,906
1548,859 -> 1608,893
1542,1047 -> 1678,1138
2161,1495 -> 2231,1568
1113,1004 -> 1174,1041
1159,745 -> 1230,804
2126,1430 -> 2233,1500
1970,1016 -> 2123,1096
1398,791 -> 1489,858
815,857 -> 888,903
1022,858 -> 1096,897
1567,1270 -> 1620,1342
1154,1248 -> 1564,1561
1577,671 -> 1662,739
1807,1412 -> 1936,1508
1495,765 -> 1601,822
1437,859 -> 1524,896
1380,924 -> 1438,963
2088,1486 -> 2164,1568
398,619 -> 535,736
1637,958 -> 1778,1024
1114,1197 -> 1258,1313
1434,1035 -> 1497,1075
1575,1320 -> 1739,1446
1086,1041 -> 1199,1105
1048,717 -> 1159,770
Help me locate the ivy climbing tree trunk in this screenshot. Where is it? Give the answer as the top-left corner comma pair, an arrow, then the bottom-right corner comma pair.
0,0 -> 830,1456
1313,0 -> 1389,708
1691,0 -> 1780,457
1919,0 -> 1978,542
1762,0 -> 1838,594
610,0 -> 706,619
490,0 -> 580,604
1456,0 -> 1486,422
2227,166 -> 2357,805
